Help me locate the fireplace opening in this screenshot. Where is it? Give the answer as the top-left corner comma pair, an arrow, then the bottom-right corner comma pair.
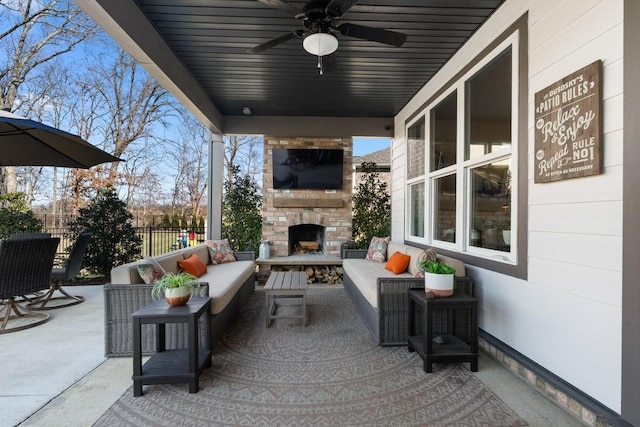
289,224 -> 326,255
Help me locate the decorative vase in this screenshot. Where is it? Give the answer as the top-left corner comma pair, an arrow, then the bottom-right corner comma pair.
424,272 -> 454,297
165,286 -> 191,306
259,240 -> 270,259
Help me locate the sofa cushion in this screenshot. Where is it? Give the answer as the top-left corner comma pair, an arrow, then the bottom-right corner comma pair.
365,236 -> 390,263
205,239 -> 236,264
343,258 -> 412,308
385,251 -> 411,274
201,260 -> 255,314
110,252 -> 182,284
438,254 -> 466,277
387,241 -> 407,256
181,245 -> 210,266
411,248 -> 438,278
178,254 -> 208,278
136,257 -> 166,284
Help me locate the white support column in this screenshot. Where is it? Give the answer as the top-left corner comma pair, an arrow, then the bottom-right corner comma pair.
207,131 -> 224,240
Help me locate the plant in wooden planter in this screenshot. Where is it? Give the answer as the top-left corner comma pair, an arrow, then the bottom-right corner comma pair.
419,259 -> 456,298
151,272 -> 201,306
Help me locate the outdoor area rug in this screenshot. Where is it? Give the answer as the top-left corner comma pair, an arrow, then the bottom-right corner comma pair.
94,287 -> 526,426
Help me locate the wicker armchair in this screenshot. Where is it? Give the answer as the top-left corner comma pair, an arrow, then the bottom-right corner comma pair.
0,237 -> 59,333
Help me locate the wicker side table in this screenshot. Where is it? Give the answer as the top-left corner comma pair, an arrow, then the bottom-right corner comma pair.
407,288 -> 478,373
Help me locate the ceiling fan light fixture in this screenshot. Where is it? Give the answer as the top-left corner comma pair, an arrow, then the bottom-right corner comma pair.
303,31 -> 338,56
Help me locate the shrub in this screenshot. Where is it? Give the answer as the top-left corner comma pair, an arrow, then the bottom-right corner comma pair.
352,162 -> 391,249
222,165 -> 262,255
0,192 -> 43,239
67,186 -> 142,277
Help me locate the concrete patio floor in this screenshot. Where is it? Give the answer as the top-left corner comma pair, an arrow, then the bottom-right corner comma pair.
2,285 -> 584,427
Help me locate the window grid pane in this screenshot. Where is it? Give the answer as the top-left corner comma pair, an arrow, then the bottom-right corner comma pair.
431,91 -> 457,171
466,47 -> 512,161
434,174 -> 456,242
410,182 -> 425,237
469,160 -> 511,252
408,118 -> 425,180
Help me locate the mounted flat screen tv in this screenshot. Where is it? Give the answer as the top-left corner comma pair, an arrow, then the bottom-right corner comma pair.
272,148 -> 344,190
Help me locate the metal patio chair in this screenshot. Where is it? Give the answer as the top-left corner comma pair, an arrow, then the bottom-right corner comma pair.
0,237 -> 59,333
28,232 -> 92,310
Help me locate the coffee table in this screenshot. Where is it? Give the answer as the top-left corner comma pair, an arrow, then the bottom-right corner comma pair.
264,271 -> 308,327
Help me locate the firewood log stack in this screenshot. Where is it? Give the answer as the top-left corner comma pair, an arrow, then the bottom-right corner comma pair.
272,264 -> 344,284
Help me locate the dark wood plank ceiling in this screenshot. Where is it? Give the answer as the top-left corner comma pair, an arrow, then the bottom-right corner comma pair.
135,0 -> 504,117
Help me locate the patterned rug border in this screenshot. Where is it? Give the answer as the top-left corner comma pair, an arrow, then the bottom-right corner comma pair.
95,287 -> 526,427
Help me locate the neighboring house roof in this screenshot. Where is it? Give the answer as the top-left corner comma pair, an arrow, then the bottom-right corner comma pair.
353,148 -> 391,168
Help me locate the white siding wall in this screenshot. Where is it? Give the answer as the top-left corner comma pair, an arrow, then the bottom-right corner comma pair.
393,0 -> 623,412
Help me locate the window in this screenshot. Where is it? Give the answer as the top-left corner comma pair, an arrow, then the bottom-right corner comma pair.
464,47 -> 513,257
407,118 -> 425,238
406,37 -> 518,265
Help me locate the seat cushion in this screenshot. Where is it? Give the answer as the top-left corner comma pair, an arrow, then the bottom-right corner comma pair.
343,259 -> 412,308
201,260 -> 255,314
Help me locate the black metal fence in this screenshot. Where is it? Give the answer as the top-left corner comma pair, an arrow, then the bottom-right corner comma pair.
44,226 -> 206,258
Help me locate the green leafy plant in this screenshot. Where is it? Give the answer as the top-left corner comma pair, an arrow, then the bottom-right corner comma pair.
419,259 -> 456,275
151,272 -> 200,300
352,162 -> 391,249
67,186 -> 142,277
497,219 -> 511,231
0,193 -> 43,239
222,165 -> 262,255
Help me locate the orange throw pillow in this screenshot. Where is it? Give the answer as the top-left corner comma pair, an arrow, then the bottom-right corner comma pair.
385,251 -> 411,274
177,254 -> 208,278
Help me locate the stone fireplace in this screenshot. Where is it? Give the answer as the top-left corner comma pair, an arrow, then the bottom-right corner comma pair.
261,136 -> 353,259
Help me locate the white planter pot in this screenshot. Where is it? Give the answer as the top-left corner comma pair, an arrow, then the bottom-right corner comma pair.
502,230 -> 511,246
165,286 -> 191,306
424,272 -> 454,297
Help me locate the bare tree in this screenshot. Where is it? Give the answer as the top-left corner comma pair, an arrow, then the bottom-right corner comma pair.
86,47 -> 175,181
224,135 -> 263,185
0,0 -> 97,193
167,113 -> 209,218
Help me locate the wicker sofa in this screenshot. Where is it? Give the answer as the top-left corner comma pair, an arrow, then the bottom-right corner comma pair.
104,244 -> 255,356
343,241 -> 473,346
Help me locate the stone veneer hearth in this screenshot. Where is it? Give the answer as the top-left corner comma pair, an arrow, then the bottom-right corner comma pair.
261,136 -> 353,258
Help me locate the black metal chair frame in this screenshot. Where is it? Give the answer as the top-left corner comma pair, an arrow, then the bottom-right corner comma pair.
28,232 -> 92,310
0,237 -> 59,333
9,232 -> 52,240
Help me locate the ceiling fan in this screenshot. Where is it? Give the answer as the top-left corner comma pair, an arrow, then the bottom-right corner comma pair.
248,0 -> 407,74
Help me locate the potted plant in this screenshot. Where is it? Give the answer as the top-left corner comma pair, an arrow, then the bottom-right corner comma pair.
419,259 -> 456,297
498,219 -> 511,246
151,272 -> 201,306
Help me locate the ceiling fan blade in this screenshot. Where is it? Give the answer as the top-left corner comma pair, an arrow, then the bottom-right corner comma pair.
326,0 -> 361,17
247,31 -> 300,54
338,23 -> 407,47
257,0 -> 301,16
321,53 -> 338,74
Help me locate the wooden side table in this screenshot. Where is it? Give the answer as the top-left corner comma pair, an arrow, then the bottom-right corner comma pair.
407,288 -> 478,373
264,271 -> 308,327
132,296 -> 212,396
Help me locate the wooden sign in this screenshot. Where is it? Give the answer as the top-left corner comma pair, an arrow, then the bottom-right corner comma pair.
534,60 -> 602,183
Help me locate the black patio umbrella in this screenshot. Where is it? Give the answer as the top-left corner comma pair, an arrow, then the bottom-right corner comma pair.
0,110 -> 121,168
